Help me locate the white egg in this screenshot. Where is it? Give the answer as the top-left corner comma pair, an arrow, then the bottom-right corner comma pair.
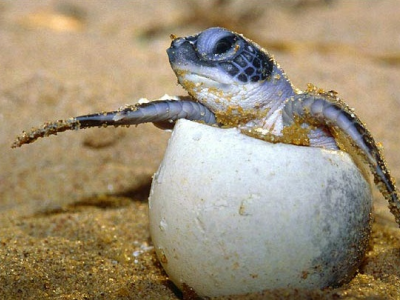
149,119 -> 372,297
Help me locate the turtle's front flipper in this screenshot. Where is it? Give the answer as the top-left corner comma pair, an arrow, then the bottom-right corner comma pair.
11,100 -> 217,148
283,90 -> 400,225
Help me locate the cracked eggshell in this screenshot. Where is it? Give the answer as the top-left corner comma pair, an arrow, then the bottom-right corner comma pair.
149,119 -> 372,297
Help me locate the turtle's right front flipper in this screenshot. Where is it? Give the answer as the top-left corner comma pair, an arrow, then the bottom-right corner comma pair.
11,100 -> 217,148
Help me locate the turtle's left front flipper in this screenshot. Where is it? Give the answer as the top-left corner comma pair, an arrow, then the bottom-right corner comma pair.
282,90 -> 400,226
11,99 -> 217,148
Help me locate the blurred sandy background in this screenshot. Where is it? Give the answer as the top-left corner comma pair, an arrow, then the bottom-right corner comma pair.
1,0 -> 400,299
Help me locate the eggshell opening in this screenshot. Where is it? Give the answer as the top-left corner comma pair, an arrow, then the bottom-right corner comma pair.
149,119 -> 372,297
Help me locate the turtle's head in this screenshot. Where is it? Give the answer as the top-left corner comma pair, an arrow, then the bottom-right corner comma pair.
167,27 -> 295,125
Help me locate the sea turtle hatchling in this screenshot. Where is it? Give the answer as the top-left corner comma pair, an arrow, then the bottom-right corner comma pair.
12,27 -> 400,226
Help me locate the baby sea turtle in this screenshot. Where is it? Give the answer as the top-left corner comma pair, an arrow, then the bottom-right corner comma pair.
12,27 -> 400,225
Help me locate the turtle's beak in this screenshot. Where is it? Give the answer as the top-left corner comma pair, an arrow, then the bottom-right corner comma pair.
167,36 -> 199,67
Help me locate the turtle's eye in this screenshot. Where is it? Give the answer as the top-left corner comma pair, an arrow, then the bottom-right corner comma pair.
214,36 -> 237,55
195,27 -> 242,61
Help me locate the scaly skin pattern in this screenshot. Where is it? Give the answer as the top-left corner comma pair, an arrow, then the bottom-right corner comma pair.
12,27 -> 400,225
11,99 -> 217,146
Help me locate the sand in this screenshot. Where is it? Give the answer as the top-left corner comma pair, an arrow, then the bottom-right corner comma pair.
1,0 -> 400,299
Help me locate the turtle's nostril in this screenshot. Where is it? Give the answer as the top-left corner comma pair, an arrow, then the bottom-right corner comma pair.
170,37 -> 186,49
